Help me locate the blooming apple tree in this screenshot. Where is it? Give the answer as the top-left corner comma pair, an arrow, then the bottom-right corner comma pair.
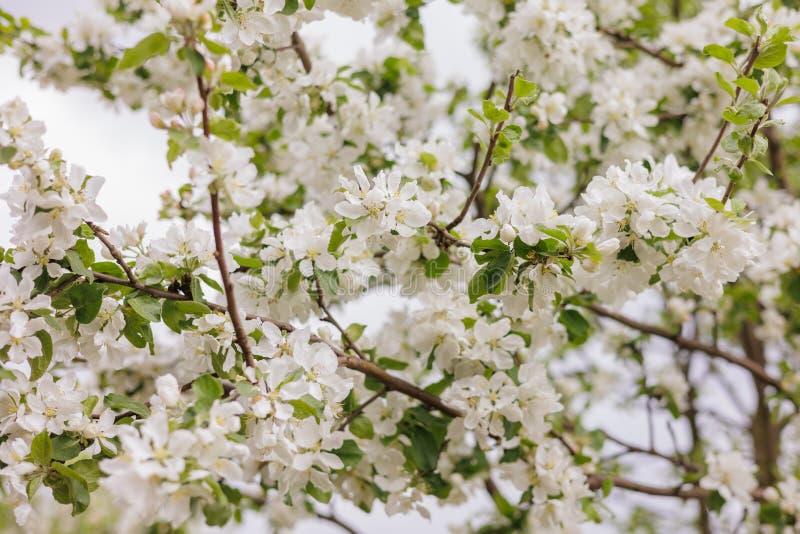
1,0 -> 800,532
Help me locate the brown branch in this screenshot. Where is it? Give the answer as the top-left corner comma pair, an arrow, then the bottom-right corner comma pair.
588,474 -> 708,499
742,321 -> 780,487
446,71 -> 519,231
87,221 -> 140,286
315,511 -> 359,534
763,125 -> 792,192
313,270 -> 367,359
88,271 -> 463,417
603,430 -> 699,472
291,31 -> 312,74
601,28 -> 684,68
195,68 -> 256,369
693,36 -> 761,183
587,303 -> 792,399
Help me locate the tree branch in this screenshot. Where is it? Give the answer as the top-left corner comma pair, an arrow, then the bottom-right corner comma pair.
88,271 -> 463,417
693,36 -> 760,183
313,270 -> 367,359
601,28 -> 684,68
445,71 -> 519,231
336,387 -> 387,431
195,67 -> 255,369
587,303 -> 791,399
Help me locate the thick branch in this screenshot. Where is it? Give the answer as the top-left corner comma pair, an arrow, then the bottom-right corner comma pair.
587,303 -> 790,398
291,31 -> 312,74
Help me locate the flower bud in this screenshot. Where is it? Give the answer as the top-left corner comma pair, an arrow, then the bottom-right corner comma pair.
499,223 -> 516,243
155,374 -> 181,407
161,88 -> 186,114
188,95 -> 205,115
149,111 -> 167,129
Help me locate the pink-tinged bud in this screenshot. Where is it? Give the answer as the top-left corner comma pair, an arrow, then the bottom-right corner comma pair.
149,111 -> 167,129
188,95 -> 205,115
170,118 -> 182,129
205,57 -> 216,72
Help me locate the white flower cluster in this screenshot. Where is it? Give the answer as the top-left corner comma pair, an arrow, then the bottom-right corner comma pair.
575,155 -> 764,302
1,99 -> 106,278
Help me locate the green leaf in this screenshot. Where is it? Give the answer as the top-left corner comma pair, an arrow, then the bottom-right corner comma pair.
0,145 -> 17,163
377,357 -> 409,370
777,95 -> 800,106
68,283 -> 104,324
91,261 -> 125,278
281,0 -> 299,14
482,100 -> 509,123
704,197 -> 725,211
209,117 -> 240,141
345,323 -> 366,343
400,18 -> 425,51
203,501 -> 231,526
30,431 -> 52,465
305,481 -> 332,503
424,251 -> 450,279
220,71 -> 257,92
47,463 -> 90,515
118,32 -> 170,70
602,476 -> 613,497
64,250 -> 93,282
403,425 -> 439,472
302,0 -> 316,8
513,76 -> 538,100
349,415 -> 375,439
128,294 -> 161,322
502,124 -> 522,141
331,439 -> 363,468
51,434 -> 81,462
29,330 -> 53,381
192,373 -> 224,410
732,77 -> 758,95
558,309 -> 591,345
289,394 -> 325,422
708,490 -> 726,513
233,254 -> 262,269
468,250 -> 512,302
198,35 -> 230,55
179,46 -> 206,76
197,273 -> 223,293
104,393 -> 150,418
753,43 -> 787,69
190,276 -> 204,302
543,132 -> 568,164
724,18 -> 754,37
703,44 -> 734,64
715,72 -> 735,98
328,220 -> 348,252
122,307 -> 154,352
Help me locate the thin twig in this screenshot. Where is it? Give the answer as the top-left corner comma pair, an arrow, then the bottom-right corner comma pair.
336,387 -> 387,431
693,36 -> 761,183
195,68 -> 256,369
601,28 -> 684,68
446,71 -> 519,231
313,270 -> 367,360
